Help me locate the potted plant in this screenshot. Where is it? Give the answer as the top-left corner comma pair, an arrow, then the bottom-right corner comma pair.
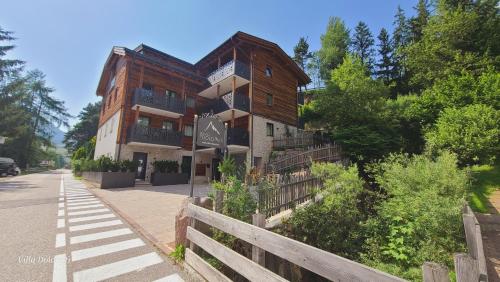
151,160 -> 189,185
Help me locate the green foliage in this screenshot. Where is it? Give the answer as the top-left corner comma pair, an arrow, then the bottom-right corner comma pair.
63,102 -> 101,153
318,17 -> 350,80
284,162 -> 367,259
169,244 -> 185,263
121,159 -> 139,173
71,156 -> 138,174
218,155 -> 236,178
152,160 -> 179,173
351,21 -> 375,71
425,104 -> 500,165
469,162 -> 500,213
363,152 -> 468,278
293,37 -> 312,70
376,28 -> 396,89
212,176 -> 256,222
71,136 -> 96,161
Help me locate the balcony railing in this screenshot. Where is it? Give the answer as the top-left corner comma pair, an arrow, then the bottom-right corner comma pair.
127,124 -> 182,147
132,88 -> 185,115
227,127 -> 249,147
199,92 -> 250,115
207,60 -> 250,85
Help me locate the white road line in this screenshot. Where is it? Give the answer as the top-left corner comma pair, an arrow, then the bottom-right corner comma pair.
68,213 -> 115,223
57,218 -> 65,228
71,238 -> 145,261
67,204 -> 104,210
55,233 -> 66,248
58,203 -> 64,208
68,208 -> 109,216
66,193 -> 92,196
59,197 -> 64,201
67,200 -> 100,206
72,252 -> 163,282
59,175 -> 64,194
66,196 -> 95,200
69,220 -> 122,232
67,197 -> 96,202
153,273 -> 185,282
52,254 -> 67,282
58,209 -> 65,217
70,228 -> 133,244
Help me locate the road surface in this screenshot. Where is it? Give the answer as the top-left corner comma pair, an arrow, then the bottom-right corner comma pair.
0,170 -> 191,282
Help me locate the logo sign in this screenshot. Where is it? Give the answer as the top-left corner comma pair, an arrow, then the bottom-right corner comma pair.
196,117 -> 226,148
0,136 -> 5,144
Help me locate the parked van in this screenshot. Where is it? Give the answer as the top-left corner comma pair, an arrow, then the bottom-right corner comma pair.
0,157 -> 21,176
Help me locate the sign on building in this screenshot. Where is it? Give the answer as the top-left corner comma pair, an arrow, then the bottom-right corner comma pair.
196,116 -> 226,148
0,136 -> 5,144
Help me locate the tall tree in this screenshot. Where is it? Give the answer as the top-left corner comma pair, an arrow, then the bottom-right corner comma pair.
410,0 -> 430,42
392,6 -> 411,95
375,28 -> 395,90
293,37 -> 311,71
351,21 -> 375,71
318,17 -> 350,80
64,101 -> 101,153
306,51 -> 323,89
0,27 -> 24,80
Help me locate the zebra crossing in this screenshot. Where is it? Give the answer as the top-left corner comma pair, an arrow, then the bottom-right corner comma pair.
53,174 -> 185,282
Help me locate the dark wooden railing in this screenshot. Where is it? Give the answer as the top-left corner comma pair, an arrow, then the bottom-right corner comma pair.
207,60 -> 250,85
265,144 -> 342,174
199,92 -> 250,115
258,172 -> 323,217
127,124 -> 182,147
132,88 -> 185,115
272,132 -> 330,150
227,127 -> 249,147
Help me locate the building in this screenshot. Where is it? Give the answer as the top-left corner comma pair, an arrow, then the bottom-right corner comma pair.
94,31 -> 310,183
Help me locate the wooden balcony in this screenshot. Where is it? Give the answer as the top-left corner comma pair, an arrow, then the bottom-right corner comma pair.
197,127 -> 249,153
198,60 -> 250,99
198,92 -> 250,121
127,124 -> 182,149
131,88 -> 185,118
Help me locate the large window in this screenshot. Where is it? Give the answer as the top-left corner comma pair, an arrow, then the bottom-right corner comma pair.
266,93 -> 273,106
162,121 -> 174,131
166,90 -> 177,99
266,123 -> 274,137
137,116 -> 150,127
184,124 -> 193,137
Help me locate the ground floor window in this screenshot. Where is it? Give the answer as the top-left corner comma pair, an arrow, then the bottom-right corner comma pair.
184,124 -> 193,136
138,116 -> 150,127
162,120 -> 173,130
266,122 -> 274,137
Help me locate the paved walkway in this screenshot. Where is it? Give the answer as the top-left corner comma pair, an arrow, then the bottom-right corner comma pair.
477,190 -> 500,282
87,182 -> 212,253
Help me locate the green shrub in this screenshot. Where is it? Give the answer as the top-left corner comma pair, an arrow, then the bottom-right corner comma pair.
96,156 -> 114,172
212,176 -> 256,222
152,160 -> 179,173
425,104 -> 500,165
169,244 -> 185,263
362,152 -> 469,279
120,160 -> 138,173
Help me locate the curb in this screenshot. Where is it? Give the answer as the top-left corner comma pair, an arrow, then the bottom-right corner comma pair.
80,180 -> 176,256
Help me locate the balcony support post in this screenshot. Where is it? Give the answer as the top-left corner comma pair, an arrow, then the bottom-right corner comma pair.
135,106 -> 140,123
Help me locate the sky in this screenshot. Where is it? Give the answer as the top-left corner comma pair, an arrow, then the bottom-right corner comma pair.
0,0 -> 416,129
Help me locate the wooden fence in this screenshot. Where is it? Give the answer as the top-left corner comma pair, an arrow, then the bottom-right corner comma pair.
272,132 -> 330,150
264,144 -> 342,174
258,172 -> 322,217
184,199 -> 405,282
423,204 -> 488,282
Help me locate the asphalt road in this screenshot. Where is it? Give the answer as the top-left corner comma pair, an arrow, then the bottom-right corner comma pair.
0,170 -> 192,282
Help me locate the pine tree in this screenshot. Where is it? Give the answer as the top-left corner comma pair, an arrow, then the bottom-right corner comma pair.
318,17 -> 350,80
392,6 -> 411,95
375,28 -> 395,88
410,0 -> 430,42
293,37 -> 311,71
64,101 -> 101,153
0,27 -> 24,80
351,21 -> 375,72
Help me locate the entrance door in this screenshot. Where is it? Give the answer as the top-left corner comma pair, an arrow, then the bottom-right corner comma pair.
212,158 -> 221,181
181,156 -> 192,179
132,152 -> 148,180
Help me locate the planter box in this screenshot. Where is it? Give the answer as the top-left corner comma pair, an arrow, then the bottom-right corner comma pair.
151,172 -> 189,186
82,171 -> 135,189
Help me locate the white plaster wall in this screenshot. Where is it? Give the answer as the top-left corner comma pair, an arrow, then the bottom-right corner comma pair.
252,115 -> 298,164
94,110 -> 121,160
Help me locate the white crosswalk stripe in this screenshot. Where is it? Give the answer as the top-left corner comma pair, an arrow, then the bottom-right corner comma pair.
71,238 -> 145,261
67,204 -> 104,210
69,213 -> 115,223
68,208 -> 109,216
70,228 -> 133,244
73,252 -> 163,282
69,219 -> 122,232
67,198 -> 96,203
67,200 -> 100,206
153,273 -> 185,282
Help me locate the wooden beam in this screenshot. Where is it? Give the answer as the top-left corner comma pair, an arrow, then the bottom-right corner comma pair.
187,227 -> 287,282
252,214 -> 266,266
233,47 -> 237,61
454,253 -> 479,282
185,248 -> 231,282
422,262 -> 450,282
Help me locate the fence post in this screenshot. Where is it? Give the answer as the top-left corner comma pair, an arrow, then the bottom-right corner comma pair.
189,197 -> 201,253
214,190 -> 224,213
454,253 -> 479,282
252,213 -> 266,266
422,262 -> 450,282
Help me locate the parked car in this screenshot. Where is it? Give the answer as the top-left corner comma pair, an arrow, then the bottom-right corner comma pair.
0,157 -> 21,176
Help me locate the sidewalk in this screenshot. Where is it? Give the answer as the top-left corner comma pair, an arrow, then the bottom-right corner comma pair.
477,190 -> 500,282
84,182 -> 212,254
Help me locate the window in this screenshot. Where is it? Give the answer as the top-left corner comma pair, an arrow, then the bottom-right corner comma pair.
162,120 -> 173,131
266,123 -> 274,137
165,90 -> 177,99
137,116 -> 150,127
266,93 -> 273,106
186,97 -> 195,108
108,75 -> 116,92
265,66 -> 273,77
184,125 -> 193,137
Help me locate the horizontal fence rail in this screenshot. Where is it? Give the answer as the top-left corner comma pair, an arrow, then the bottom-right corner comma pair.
272,132 -> 331,150
184,202 -> 405,282
265,144 -> 342,174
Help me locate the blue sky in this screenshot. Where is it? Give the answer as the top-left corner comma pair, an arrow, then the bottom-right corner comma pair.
0,0 -> 416,128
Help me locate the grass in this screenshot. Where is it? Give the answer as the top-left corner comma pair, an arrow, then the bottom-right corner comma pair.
469,162 -> 500,213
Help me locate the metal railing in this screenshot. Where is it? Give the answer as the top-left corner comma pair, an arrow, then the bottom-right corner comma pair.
227,127 -> 249,147
127,123 -> 182,147
198,92 -> 250,115
207,60 -> 250,85
132,88 -> 185,115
